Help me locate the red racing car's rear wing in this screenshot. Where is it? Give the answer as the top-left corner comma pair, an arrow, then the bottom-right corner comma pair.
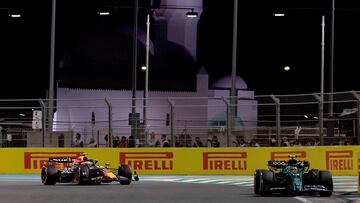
48,157 -> 77,163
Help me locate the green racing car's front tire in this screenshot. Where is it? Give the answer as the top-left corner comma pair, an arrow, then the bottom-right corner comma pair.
254,170 -> 273,196
254,170 -> 262,194
260,170 -> 273,196
254,170 -> 268,194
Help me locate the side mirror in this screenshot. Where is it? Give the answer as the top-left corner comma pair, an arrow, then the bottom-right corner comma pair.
105,163 -> 110,169
93,159 -> 98,165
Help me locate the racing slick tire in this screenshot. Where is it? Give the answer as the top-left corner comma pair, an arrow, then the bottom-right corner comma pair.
74,164 -> 90,185
319,170 -> 333,197
254,170 -> 266,194
302,169 -> 319,185
118,164 -> 132,185
41,167 -> 58,185
259,170 -> 273,196
80,164 -> 90,184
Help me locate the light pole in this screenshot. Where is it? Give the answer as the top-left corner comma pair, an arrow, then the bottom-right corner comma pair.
143,14 -> 150,127
320,15 -> 325,145
48,0 -> 56,133
131,0 -> 139,140
327,0 -> 335,137
231,0 -> 238,133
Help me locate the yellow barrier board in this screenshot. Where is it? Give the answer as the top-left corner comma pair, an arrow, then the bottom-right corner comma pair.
0,146 -> 358,175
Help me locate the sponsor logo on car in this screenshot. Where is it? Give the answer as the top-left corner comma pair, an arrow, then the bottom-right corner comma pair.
119,152 -> 173,170
270,151 -> 306,160
203,152 -> 247,170
24,152 -> 82,169
326,150 -> 353,170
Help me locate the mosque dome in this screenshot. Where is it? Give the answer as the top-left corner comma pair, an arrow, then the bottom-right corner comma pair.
211,75 -> 248,90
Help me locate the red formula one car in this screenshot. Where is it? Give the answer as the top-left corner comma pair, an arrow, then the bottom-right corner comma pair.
41,153 -> 134,185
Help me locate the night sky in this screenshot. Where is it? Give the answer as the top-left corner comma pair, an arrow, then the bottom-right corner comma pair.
1,0 -> 360,99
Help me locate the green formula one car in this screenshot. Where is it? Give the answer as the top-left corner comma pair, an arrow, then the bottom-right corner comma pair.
254,155 -> 333,196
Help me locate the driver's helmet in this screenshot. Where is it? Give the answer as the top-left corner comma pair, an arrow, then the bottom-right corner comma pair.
72,153 -> 88,165
288,158 -> 297,166
73,155 -> 87,165
72,156 -> 83,165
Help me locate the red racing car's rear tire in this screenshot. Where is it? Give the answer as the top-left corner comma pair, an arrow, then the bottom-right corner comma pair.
41,167 -> 57,185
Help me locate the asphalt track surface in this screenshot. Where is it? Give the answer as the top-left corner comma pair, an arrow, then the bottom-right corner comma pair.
0,178 -> 304,203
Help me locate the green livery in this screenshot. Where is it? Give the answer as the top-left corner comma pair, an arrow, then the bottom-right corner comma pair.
254,155 -> 333,196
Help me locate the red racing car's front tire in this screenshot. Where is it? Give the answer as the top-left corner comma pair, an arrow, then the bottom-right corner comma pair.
118,164 -> 132,185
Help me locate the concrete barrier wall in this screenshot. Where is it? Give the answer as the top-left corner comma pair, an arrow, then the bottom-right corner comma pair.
0,146 -> 357,175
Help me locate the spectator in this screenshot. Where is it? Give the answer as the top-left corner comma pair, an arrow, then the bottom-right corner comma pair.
185,134 -> 192,147
304,139 -> 312,146
6,133 -> 13,147
239,139 -> 247,147
147,132 -> 157,147
234,136 -> 247,147
249,139 -> 260,147
291,139 -> 302,147
117,136 -> 128,148
128,135 -> 135,147
193,136 -> 204,147
269,138 -> 277,146
160,134 -> 170,147
208,135 -> 220,147
174,136 -> 181,147
73,133 -> 84,147
104,134 -> 109,147
88,138 -> 97,148
178,134 -> 185,147
281,136 -> 290,146
113,136 -> 120,148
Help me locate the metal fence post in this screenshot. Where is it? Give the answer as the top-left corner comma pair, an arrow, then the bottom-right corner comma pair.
313,93 -> 324,145
271,95 -> 281,146
38,99 -> 46,147
222,97 -> 230,147
351,91 -> 360,145
105,98 -> 113,148
167,98 -> 175,147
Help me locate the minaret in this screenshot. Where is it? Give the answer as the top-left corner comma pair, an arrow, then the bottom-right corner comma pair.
153,0 -> 203,60
196,66 -> 208,96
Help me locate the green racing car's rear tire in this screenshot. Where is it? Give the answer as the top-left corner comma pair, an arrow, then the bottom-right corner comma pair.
118,164 -> 132,185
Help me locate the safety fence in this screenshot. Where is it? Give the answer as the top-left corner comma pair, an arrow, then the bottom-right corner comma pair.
0,146 -> 358,175
0,91 -> 359,148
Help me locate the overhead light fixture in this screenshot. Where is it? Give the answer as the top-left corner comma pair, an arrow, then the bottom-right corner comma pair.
273,13 -> 285,17
98,12 -> 110,16
10,14 -> 21,18
141,66 -> 147,71
186,9 -> 198,18
304,115 -> 308,119
19,113 -> 25,117
284,66 -> 290,71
